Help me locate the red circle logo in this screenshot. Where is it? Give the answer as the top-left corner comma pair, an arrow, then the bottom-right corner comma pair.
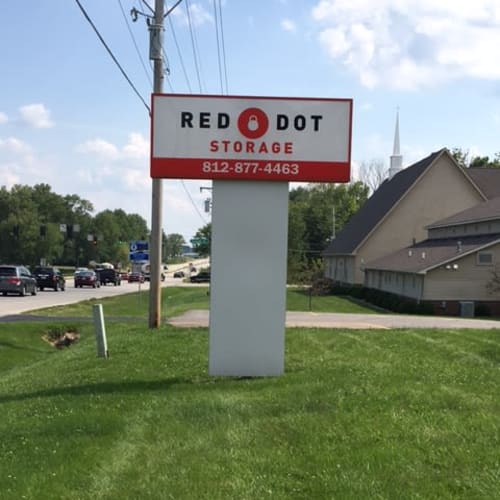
237,107 -> 269,139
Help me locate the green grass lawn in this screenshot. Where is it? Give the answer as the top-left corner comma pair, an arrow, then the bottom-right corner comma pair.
1,309 -> 499,498
29,286 -> 377,320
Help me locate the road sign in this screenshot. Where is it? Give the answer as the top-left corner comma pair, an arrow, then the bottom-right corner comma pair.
129,240 -> 149,252
151,93 -> 352,182
129,251 -> 149,262
190,237 -> 208,246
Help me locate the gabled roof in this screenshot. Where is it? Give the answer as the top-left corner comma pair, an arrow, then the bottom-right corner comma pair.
427,196 -> 500,229
323,149 -> 445,256
464,168 -> 500,199
364,234 -> 500,274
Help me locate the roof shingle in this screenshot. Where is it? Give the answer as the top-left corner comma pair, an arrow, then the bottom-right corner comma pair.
323,149 -> 443,255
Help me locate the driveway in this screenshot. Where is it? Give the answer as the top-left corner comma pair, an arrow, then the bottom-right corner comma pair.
168,310 -> 500,329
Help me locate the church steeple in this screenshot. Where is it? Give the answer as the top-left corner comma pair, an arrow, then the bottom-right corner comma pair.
388,109 -> 403,179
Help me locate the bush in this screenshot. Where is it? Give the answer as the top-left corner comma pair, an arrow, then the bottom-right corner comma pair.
475,303 -> 491,317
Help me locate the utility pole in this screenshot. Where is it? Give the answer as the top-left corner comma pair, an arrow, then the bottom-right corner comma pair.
148,0 -> 164,328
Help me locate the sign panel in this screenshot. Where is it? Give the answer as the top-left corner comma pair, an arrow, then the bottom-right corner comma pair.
151,94 -> 352,182
129,251 -> 149,262
129,240 -> 149,253
129,241 -> 149,262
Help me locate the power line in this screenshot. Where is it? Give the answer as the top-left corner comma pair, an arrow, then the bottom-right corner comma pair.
166,14 -> 193,92
181,180 -> 208,224
213,0 -> 228,94
185,0 -> 204,93
117,0 -> 153,89
213,0 -> 223,94
74,0 -> 151,114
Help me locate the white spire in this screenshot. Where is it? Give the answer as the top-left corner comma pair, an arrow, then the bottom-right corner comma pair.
389,108 -> 403,179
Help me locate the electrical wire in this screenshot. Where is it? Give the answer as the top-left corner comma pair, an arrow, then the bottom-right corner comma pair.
117,0 -> 153,89
213,0 -> 223,94
166,13 -> 193,92
185,0 -> 204,93
74,0 -> 151,114
181,180 -> 208,224
213,0 -> 228,94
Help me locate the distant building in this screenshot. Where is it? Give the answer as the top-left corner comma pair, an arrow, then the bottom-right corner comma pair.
322,113 -> 500,315
364,196 -> 500,315
323,148 -> 488,285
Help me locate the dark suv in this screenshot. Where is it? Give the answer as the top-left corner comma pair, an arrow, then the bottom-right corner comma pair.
33,266 -> 66,291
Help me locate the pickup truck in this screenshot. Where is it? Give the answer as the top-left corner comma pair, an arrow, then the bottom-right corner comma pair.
96,268 -> 121,286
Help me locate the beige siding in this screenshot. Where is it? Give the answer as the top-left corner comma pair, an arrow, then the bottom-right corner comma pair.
423,245 -> 500,301
365,270 -> 423,300
355,155 -> 484,284
326,255 -> 356,284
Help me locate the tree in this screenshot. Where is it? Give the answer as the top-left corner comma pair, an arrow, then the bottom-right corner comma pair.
164,233 -> 185,259
192,224 -> 211,256
287,182 -> 369,282
359,159 -> 387,193
451,148 -> 500,168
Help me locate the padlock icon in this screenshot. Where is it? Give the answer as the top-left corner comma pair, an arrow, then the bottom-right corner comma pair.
247,115 -> 259,131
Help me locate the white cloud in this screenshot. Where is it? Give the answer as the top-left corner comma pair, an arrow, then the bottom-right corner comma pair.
122,168 -> 151,191
122,133 -> 149,159
0,137 -> 32,155
0,112 -> 7,124
76,138 -> 119,160
311,0 -> 500,89
0,166 -> 20,189
281,19 -> 297,33
19,103 -> 54,128
172,2 -> 212,27
77,133 -> 149,162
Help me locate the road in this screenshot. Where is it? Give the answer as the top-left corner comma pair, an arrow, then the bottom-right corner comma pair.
169,310 -> 500,330
0,259 -> 209,318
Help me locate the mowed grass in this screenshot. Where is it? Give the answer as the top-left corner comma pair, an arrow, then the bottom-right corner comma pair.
28,286 -> 377,319
1,312 -> 499,499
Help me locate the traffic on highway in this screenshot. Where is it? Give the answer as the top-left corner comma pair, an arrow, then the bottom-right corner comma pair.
0,259 -> 210,318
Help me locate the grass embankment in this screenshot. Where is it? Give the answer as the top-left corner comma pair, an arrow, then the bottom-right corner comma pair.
29,286 -> 375,319
1,291 -> 499,499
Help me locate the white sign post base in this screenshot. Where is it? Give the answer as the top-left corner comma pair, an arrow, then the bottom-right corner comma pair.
209,180 -> 289,377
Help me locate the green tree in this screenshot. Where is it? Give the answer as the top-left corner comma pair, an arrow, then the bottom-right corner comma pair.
451,148 -> 500,168
164,233 -> 185,260
287,182 -> 369,282
192,224 -> 211,256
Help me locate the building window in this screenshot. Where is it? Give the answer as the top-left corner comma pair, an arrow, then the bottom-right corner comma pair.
477,252 -> 493,265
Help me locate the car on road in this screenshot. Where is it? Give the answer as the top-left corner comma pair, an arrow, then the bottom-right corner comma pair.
173,270 -> 185,278
96,267 -> 121,286
33,266 -> 66,291
128,272 -> 145,283
0,265 -> 37,296
190,271 -> 211,283
74,270 -> 101,288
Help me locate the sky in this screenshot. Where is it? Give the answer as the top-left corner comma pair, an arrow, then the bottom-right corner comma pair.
2,0 -> 500,242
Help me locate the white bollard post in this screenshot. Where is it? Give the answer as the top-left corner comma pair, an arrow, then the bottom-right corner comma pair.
93,303 -> 109,358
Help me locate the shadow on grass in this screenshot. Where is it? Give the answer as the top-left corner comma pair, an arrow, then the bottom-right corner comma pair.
0,339 -> 49,352
0,378 -> 189,404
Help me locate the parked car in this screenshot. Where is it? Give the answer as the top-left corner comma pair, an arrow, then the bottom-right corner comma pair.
33,266 -> 66,291
120,271 -> 129,281
0,265 -> 37,296
190,271 -> 211,283
173,270 -> 185,278
74,270 -> 101,288
128,272 -> 145,283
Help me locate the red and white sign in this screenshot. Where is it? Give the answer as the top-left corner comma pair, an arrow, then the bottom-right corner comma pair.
151,94 -> 352,182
